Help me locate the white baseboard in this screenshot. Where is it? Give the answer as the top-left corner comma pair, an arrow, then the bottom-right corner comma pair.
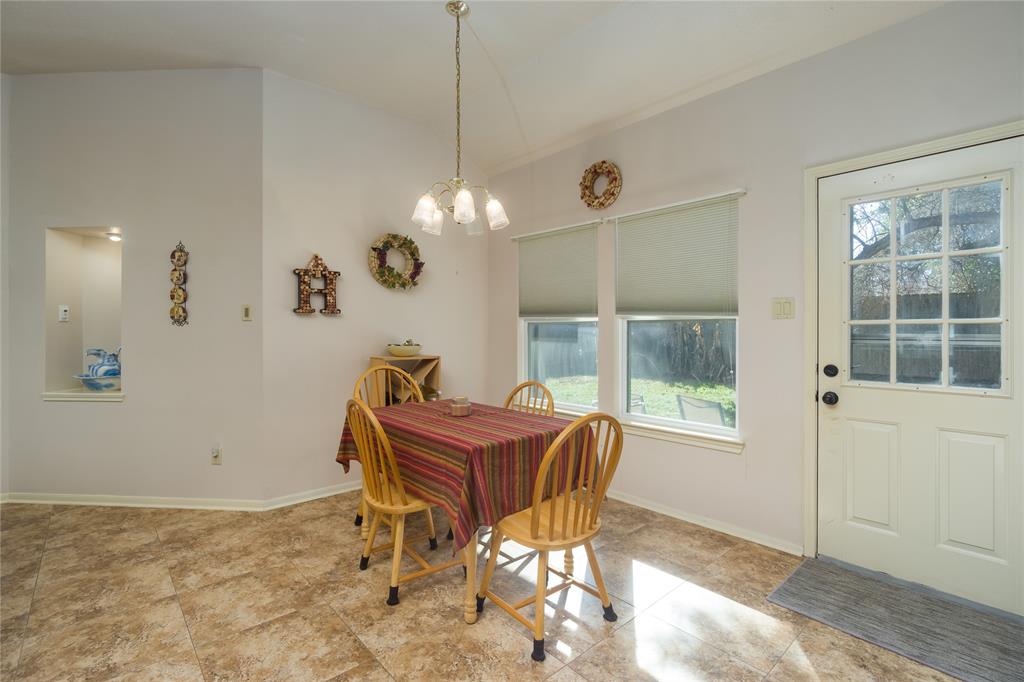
0,481 -> 361,512
606,489 -> 805,556
2,482 -> 801,556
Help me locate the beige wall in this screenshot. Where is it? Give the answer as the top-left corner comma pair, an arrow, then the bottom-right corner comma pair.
6,69 -> 267,500
2,68 -> 489,503
43,230 -> 83,391
485,2 -> 1024,551
1,75 -> 7,492
80,237 -> 122,359
259,71 -> 489,499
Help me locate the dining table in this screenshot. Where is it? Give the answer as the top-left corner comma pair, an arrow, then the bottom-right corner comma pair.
336,398 -> 577,624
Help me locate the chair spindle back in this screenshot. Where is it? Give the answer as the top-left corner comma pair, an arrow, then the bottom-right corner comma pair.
353,365 -> 424,408
529,412 -> 623,543
503,380 -> 555,417
347,399 -> 409,508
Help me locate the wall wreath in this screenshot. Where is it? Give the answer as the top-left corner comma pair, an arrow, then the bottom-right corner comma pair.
369,233 -> 425,290
579,160 -> 622,210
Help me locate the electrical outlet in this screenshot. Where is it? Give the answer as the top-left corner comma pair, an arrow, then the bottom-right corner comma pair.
211,446 -> 223,465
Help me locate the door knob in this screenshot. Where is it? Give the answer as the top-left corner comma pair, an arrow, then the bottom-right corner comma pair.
823,364 -> 839,377
821,391 -> 839,406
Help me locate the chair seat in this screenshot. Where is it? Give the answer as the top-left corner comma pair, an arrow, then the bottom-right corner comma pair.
497,494 -> 602,550
364,484 -> 431,515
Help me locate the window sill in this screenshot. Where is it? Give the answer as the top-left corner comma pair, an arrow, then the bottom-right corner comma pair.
42,390 -> 124,403
620,421 -> 744,454
553,408 -> 745,454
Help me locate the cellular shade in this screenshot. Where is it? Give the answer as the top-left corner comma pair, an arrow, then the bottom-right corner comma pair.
518,224 -> 598,316
616,195 -> 739,315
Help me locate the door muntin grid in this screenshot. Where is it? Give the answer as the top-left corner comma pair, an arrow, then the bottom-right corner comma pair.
843,173 -> 1010,395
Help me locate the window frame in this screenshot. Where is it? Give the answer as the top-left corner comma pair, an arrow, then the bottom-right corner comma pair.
518,316 -> 599,414
842,171 -> 1012,397
617,314 -> 740,439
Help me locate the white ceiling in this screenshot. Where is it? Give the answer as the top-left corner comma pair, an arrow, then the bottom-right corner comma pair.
1,1 -> 938,175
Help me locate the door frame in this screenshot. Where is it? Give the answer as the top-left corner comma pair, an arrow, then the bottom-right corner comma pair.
801,120 -> 1024,557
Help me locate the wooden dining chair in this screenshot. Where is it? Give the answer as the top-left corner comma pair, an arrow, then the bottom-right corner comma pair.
347,399 -> 464,605
351,365 -> 424,533
503,380 -> 555,417
475,412 -> 624,661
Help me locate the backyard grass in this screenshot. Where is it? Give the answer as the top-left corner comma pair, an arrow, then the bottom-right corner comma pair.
544,376 -> 736,427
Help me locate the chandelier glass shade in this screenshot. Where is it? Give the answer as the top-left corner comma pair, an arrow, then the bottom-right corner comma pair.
411,1 -> 509,236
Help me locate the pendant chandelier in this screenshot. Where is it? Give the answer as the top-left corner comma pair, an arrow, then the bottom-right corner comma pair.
411,1 -> 509,236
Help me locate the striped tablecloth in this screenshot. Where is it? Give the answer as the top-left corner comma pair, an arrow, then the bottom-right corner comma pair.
337,399 -> 576,550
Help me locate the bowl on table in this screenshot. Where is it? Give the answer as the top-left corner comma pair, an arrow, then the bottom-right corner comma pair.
386,344 -> 421,357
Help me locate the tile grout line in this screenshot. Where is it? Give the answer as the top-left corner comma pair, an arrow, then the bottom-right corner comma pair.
162,527 -> 211,682
762,635 -> 799,680
319,582 -> 398,681
11,506 -> 55,680
646,607 -> 774,676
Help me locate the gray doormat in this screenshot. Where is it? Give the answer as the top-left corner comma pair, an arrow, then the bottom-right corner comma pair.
768,558 -> 1024,682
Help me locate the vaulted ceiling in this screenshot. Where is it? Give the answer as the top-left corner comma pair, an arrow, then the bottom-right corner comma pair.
1,1 -> 938,174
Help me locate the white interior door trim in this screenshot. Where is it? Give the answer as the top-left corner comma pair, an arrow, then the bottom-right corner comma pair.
801,120 -> 1024,557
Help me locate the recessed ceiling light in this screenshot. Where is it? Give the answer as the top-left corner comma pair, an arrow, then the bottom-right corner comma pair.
106,231 -> 122,242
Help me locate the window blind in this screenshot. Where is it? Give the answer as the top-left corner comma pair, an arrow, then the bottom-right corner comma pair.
518,224 -> 598,316
616,195 -> 739,315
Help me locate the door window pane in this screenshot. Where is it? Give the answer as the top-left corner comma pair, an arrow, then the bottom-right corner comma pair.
895,191 -> 942,256
950,324 -> 1001,389
896,324 -> 941,385
626,319 -> 736,428
526,321 -> 598,408
850,263 -> 890,320
896,258 -> 942,319
949,254 -> 1000,319
950,181 -> 1001,251
850,200 -> 890,260
850,325 -> 890,382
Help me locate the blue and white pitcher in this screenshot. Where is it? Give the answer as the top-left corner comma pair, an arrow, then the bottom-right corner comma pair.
75,346 -> 122,391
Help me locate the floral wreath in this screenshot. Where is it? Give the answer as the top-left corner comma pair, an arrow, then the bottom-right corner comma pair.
580,160 -> 622,210
369,233 -> 424,290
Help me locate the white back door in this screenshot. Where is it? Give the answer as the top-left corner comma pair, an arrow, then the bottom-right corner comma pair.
817,136 -> 1023,615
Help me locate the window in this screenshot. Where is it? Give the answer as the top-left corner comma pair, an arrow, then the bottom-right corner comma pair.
846,175 -> 1007,392
514,192 -> 742,440
625,318 -> 736,429
617,195 -> 740,433
518,224 -> 598,410
525,320 -> 598,410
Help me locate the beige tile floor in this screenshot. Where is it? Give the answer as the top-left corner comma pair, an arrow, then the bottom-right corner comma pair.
0,491 -> 952,681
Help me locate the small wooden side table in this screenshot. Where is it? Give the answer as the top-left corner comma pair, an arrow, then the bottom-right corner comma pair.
368,355 -> 441,398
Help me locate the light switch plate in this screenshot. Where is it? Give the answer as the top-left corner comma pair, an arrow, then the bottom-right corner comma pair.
241,305 -> 253,322
772,297 -> 796,320
57,305 -> 70,322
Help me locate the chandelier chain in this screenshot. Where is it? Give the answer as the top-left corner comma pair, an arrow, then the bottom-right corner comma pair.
455,11 -> 461,178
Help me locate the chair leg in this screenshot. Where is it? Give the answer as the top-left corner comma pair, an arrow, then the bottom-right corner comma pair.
475,529 -> 504,612
360,498 -> 370,540
584,541 -> 616,622
355,493 -> 365,527
387,514 -> 405,606
564,548 -> 574,576
359,510 -> 382,570
424,508 -> 437,550
532,550 -> 548,662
